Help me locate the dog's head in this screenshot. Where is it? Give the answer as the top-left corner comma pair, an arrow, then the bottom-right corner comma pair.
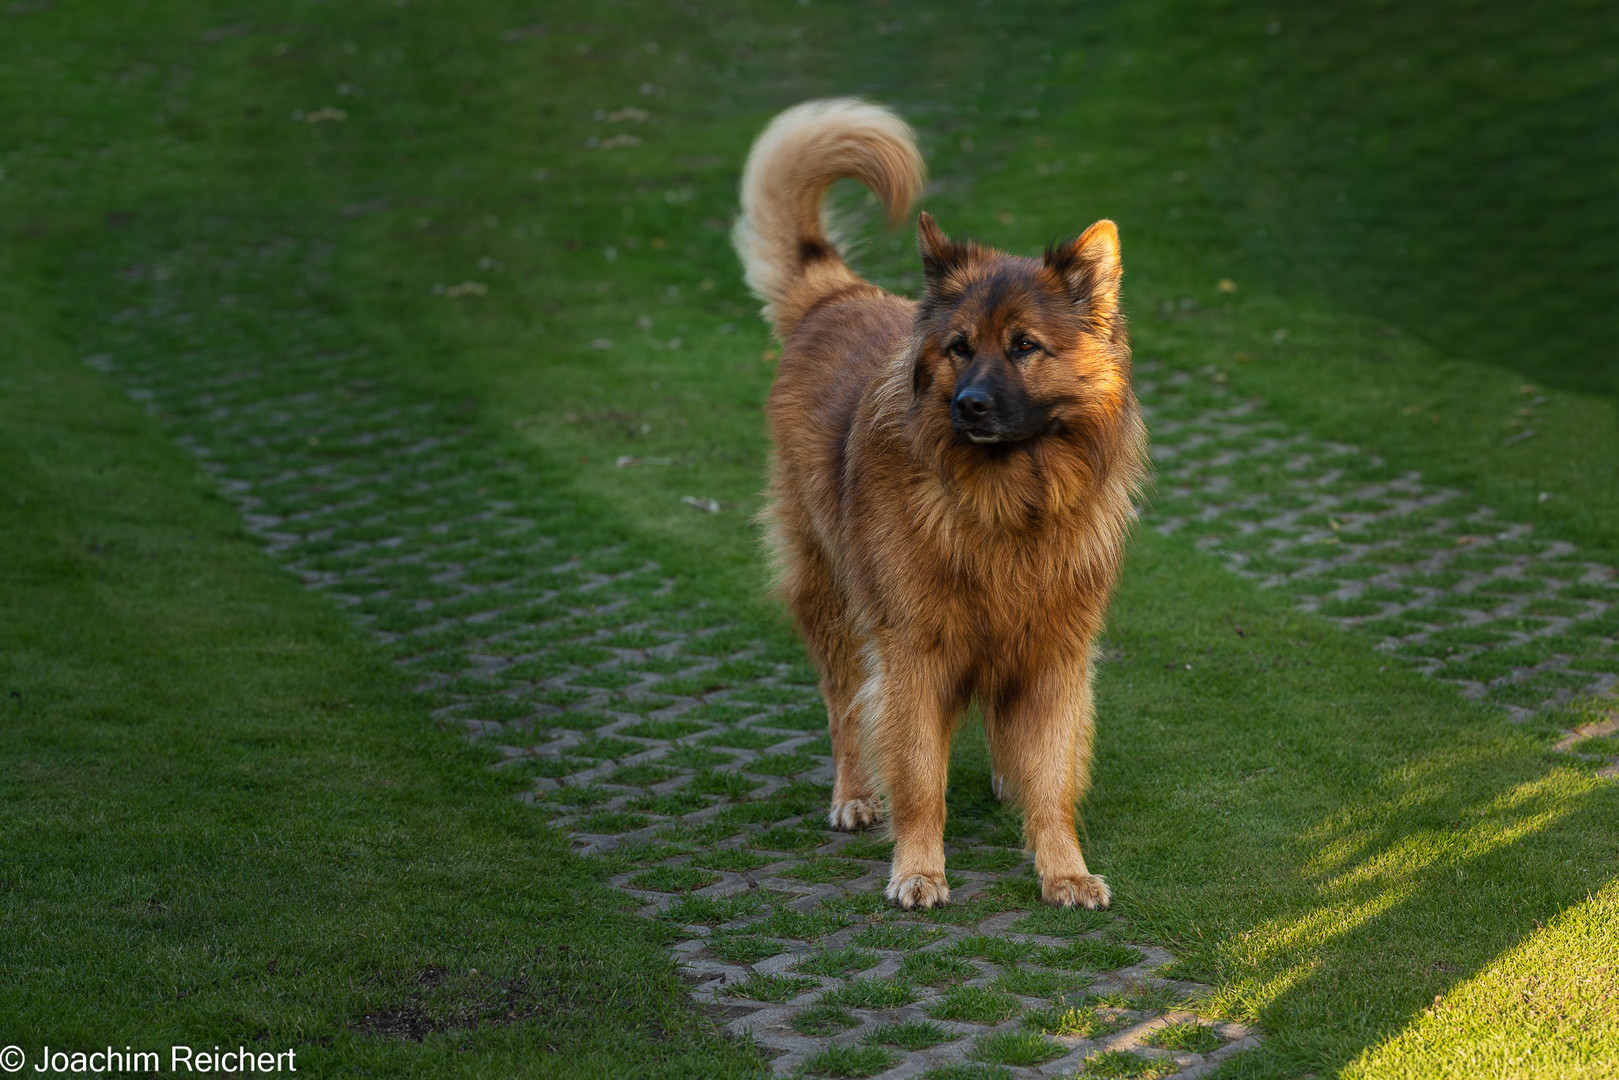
906,212 -> 1143,526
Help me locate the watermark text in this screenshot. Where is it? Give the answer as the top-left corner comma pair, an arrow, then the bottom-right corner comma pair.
0,1046 -> 297,1074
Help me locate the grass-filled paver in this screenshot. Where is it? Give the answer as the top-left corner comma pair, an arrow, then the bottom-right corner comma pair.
969,1030 -> 1068,1067
799,1045 -> 899,1079
925,986 -> 1023,1025
863,1020 -> 961,1052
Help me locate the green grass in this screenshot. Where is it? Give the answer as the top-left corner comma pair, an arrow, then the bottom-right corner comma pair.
1022,1004 -> 1131,1039
748,750 -> 822,777
779,857 -> 869,885
1145,1021 -> 1226,1054
754,907 -> 848,944
1038,940 -> 1144,972
659,892 -> 765,927
692,847 -> 777,874
1084,984 -> 1193,1015
798,1045 -> 898,1079
795,947 -> 880,979
4,0 -> 1619,1077
1571,735 -> 1619,758
949,935 -> 1038,967
790,1002 -> 861,1037
704,932 -> 785,966
945,847 -> 1027,874
991,966 -> 1080,999
862,1021 -> 961,1052
722,974 -> 819,1005
751,825 -> 830,855
920,1065 -> 1012,1080
606,763 -> 680,787
925,987 -> 1024,1025
839,837 -> 897,862
1080,1051 -> 1178,1079
686,769 -> 764,799
626,864 -> 723,894
1007,906 -> 1114,939
849,924 -> 950,951
820,978 -> 922,1011
898,951 -> 980,987
969,1030 -> 1067,1067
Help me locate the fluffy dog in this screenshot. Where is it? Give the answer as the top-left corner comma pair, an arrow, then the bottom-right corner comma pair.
733,100 -> 1147,909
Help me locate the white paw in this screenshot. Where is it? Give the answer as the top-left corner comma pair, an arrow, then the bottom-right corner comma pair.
827,797 -> 883,831
991,769 -> 1004,802
885,873 -> 949,910
1042,873 -> 1111,909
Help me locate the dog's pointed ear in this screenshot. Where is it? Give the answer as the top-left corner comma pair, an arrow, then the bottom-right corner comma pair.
1045,219 -> 1123,330
918,211 -> 969,288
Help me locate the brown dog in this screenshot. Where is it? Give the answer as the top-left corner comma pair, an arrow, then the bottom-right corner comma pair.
733,100 -> 1148,910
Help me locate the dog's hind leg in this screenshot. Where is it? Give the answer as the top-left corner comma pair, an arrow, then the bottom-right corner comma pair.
988,661 -> 1110,910
785,541 -> 882,831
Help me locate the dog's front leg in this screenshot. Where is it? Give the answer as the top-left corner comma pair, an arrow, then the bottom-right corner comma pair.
989,661 -> 1110,909
864,648 -> 955,910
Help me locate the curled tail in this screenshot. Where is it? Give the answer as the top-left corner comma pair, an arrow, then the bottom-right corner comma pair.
732,99 -> 925,340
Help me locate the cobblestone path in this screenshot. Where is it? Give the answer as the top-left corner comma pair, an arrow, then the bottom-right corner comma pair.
1140,361 -> 1619,737
87,237 -> 1614,1076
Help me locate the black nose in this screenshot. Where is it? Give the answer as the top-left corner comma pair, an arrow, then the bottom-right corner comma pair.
955,388 -> 992,418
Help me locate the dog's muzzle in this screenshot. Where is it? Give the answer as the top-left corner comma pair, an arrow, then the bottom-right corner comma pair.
951,386 -> 1039,445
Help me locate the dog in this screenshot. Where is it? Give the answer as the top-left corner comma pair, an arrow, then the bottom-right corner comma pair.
733,100 -> 1148,910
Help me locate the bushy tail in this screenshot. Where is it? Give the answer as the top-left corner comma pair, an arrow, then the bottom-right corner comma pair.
732,99 -> 925,340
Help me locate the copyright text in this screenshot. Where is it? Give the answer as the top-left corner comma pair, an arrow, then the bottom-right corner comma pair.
0,1046 -> 297,1074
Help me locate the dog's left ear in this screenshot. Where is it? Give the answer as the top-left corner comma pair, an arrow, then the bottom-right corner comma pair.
1045,220 -> 1122,334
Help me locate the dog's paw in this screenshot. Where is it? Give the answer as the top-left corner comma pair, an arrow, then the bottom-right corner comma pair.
885,872 -> 949,910
828,797 -> 883,831
1042,873 -> 1111,909
991,769 -> 1005,802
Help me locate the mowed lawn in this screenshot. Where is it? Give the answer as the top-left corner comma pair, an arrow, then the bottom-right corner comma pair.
2,2 -> 1616,1079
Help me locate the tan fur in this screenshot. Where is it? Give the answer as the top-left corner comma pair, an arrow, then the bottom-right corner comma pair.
735,99 -> 1148,910
732,99 -> 924,339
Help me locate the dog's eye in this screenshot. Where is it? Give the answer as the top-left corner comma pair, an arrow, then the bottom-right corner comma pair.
949,339 -> 972,358
1013,337 -> 1039,355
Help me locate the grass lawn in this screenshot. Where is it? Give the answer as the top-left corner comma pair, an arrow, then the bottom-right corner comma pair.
2,1 -> 1616,1078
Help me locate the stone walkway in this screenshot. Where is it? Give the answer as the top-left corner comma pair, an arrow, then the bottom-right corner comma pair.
1141,360 -> 1619,740
86,235 -> 1614,1076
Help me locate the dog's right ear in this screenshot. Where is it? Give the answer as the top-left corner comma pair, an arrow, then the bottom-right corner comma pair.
918,212 -> 970,289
